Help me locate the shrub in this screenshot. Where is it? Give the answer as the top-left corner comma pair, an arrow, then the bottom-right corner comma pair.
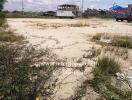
0,31 -> 24,42
92,33 -> 102,41
0,0 -> 5,12
0,12 -> 5,26
93,70 -> 108,86
0,45 -> 58,100
91,57 -> 132,100
96,57 -> 120,76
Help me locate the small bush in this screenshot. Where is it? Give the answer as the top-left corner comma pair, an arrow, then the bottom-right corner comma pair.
92,33 -> 102,41
83,47 -> 101,59
97,57 -> 120,76
0,31 -> 24,42
0,12 -> 5,27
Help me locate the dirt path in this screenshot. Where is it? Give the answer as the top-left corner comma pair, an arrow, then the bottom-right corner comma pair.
7,18 -> 132,99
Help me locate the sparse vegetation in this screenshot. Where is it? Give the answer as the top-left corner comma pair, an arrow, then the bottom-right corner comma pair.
0,44 -> 59,100
0,0 -> 5,27
92,33 -> 132,48
70,21 -> 90,27
95,57 -> 120,76
0,31 -> 58,100
0,31 -> 24,42
36,21 -> 90,29
0,1 -> 59,100
90,57 -> 132,100
92,33 -> 112,42
92,33 -> 103,41
0,2 -> 24,43
0,23 -> 58,100
104,46 -> 128,60
1,0 -> 132,99
70,80 -> 88,100
112,36 -> 132,48
0,13 -> 5,27
83,47 -> 101,59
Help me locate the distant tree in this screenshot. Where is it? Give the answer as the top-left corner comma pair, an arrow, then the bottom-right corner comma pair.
99,10 -> 106,15
83,8 -> 111,18
0,0 -> 5,26
12,10 -> 20,13
0,0 -> 5,12
3,10 -> 9,13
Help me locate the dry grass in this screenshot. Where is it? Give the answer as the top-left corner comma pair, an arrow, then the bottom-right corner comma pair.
92,33 -> 132,48
70,80 -> 88,100
70,21 -> 90,27
92,33 -> 102,41
92,33 -> 112,41
83,47 -> 101,59
91,57 -> 132,100
0,31 -> 24,42
112,36 -> 132,48
104,46 -> 128,60
33,21 -> 90,29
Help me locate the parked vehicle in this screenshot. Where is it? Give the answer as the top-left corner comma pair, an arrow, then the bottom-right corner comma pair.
56,4 -> 80,18
111,4 -> 132,22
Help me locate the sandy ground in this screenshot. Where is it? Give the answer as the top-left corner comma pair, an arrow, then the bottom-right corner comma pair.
7,18 -> 132,99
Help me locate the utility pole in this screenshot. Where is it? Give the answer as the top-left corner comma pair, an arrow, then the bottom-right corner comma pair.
22,0 -> 24,16
81,0 -> 84,18
113,2 -> 116,7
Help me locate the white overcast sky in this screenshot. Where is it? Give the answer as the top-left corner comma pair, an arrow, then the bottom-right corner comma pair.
4,0 -> 132,11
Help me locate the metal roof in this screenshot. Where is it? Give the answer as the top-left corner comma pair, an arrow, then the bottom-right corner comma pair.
111,5 -> 125,10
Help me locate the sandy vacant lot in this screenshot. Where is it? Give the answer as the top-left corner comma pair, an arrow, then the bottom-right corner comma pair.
7,18 -> 132,99
7,18 -> 132,58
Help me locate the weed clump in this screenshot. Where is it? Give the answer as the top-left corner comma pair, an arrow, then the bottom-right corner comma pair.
112,36 -> 132,48
0,12 -> 5,27
0,31 -> 24,42
70,81 -> 88,100
92,33 -> 102,41
92,33 -> 132,48
70,21 -> 90,27
91,57 -> 132,100
96,57 -> 120,76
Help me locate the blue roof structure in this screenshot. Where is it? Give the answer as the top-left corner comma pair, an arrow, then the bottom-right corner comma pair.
111,5 -> 125,10
111,5 -> 125,17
